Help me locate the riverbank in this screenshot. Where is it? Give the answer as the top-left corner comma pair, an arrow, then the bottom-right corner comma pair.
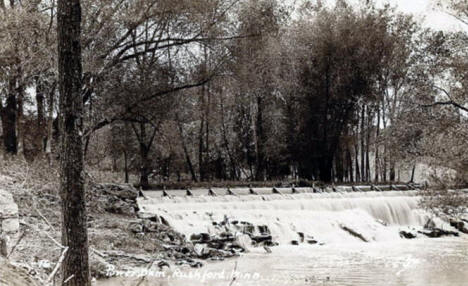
0,159 -> 214,284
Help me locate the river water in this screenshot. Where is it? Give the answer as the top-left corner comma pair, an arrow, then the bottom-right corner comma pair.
98,190 -> 468,286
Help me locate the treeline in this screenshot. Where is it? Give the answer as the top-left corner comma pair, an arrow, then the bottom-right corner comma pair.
1,0 -> 467,188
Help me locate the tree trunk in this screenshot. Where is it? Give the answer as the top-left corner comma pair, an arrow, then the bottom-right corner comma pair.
354,142 -> 360,182
123,122 -> 130,184
360,105 -> 365,182
57,0 -> 91,285
375,105 -> 380,182
319,157 -> 333,183
410,164 -> 416,183
138,123 -> 151,190
36,79 -> 46,152
365,107 -> 371,182
347,146 -> 353,183
16,83 -> 24,156
198,115 -> 205,181
45,84 -> 56,163
176,115 -> 198,182
139,147 -> 150,190
255,95 -> 265,181
1,87 -> 17,155
124,150 -> 129,183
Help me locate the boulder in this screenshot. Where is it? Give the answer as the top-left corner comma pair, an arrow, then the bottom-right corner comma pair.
0,189 -> 19,253
306,239 -> 318,245
194,244 -> 209,258
97,184 -> 139,201
233,234 -> 252,251
257,225 -> 270,235
450,220 -> 468,234
340,225 -> 368,242
418,228 -> 459,238
297,232 -> 305,243
399,230 -> 417,239
105,196 -> 136,215
0,235 -> 7,257
251,234 -> 272,244
190,233 -> 211,243
129,222 -> 143,233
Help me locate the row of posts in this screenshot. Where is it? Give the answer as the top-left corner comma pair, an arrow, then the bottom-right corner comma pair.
160,183 -> 423,198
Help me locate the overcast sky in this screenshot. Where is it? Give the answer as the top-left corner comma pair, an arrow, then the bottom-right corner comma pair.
377,0 -> 463,31
309,0 -> 465,31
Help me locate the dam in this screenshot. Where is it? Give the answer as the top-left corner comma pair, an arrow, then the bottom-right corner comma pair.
138,186 -> 434,244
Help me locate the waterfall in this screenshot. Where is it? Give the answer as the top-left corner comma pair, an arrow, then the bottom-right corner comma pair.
138,191 -> 436,244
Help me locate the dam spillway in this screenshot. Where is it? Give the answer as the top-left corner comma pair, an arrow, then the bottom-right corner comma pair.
137,187 -> 440,244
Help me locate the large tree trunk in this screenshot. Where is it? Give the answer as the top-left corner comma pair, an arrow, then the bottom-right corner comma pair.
57,0 -> 91,286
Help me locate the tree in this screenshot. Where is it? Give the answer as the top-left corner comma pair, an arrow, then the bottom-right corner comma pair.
57,0 -> 90,286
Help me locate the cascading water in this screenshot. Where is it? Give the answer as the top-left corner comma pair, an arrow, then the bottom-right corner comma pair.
138,191 -> 440,244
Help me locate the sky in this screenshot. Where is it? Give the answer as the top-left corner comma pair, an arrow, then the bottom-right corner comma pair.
376,0 -> 464,31
305,0 -> 466,31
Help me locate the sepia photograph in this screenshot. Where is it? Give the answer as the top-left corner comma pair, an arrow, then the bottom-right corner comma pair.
0,0 -> 467,285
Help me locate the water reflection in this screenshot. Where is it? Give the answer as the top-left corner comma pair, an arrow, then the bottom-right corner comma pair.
98,238 -> 468,286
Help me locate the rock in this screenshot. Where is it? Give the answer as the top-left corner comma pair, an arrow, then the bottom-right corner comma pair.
424,219 -> 436,229
233,234 -> 252,251
399,230 -> 417,239
157,260 -> 170,269
98,183 -> 139,201
298,232 -> 305,243
194,244 -> 208,258
418,228 -> 459,238
340,225 -> 368,242
0,189 -> 19,254
376,219 -> 388,226
2,218 -> 20,234
105,196 -> 136,215
142,220 -> 159,232
0,235 -> 7,257
210,256 -> 225,261
251,234 -> 272,244
190,233 -> 211,243
450,220 -> 468,234
207,240 -> 226,250
258,225 -> 270,235
291,240 -> 299,245
190,261 -> 203,268
90,255 -> 112,279
306,239 -> 318,244
137,212 -> 160,222
129,222 -> 143,233
38,260 -> 52,271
